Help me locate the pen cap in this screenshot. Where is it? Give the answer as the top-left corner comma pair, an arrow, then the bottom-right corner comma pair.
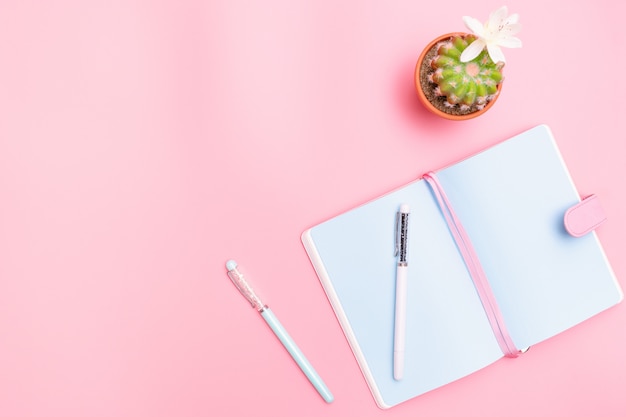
226,260 -> 266,311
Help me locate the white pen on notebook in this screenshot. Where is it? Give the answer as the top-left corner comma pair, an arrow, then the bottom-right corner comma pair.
225,260 -> 334,403
393,204 -> 410,380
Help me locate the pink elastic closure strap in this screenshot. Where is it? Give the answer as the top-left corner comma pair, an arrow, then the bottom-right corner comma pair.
423,172 -> 521,358
564,194 -> 607,238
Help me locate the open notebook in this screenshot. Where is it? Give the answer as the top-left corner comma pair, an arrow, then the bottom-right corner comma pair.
301,125 -> 623,408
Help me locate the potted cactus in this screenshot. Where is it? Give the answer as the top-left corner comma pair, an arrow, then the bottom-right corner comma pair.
414,7 -> 522,120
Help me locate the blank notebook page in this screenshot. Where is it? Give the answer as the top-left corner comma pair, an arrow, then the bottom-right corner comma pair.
437,125 -> 623,349
305,180 -> 504,407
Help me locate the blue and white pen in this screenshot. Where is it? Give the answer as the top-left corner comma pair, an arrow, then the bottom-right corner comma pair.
225,260 -> 334,403
394,204 -> 410,380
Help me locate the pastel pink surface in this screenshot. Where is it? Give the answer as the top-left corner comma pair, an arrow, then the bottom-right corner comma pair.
0,1 -> 625,417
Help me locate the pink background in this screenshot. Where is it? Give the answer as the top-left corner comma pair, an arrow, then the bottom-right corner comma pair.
1,1 -> 624,416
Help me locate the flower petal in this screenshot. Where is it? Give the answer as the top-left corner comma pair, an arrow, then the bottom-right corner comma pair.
497,36 -> 522,48
462,16 -> 485,37
487,44 -> 506,64
489,6 -> 509,24
460,39 -> 486,62
500,23 -> 522,37
505,13 -> 520,25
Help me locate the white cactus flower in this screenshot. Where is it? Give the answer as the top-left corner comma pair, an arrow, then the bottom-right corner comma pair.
460,6 -> 522,64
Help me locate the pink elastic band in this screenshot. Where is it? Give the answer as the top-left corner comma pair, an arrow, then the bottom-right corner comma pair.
423,172 -> 520,358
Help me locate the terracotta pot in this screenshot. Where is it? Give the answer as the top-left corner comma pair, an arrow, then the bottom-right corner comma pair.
414,32 -> 502,121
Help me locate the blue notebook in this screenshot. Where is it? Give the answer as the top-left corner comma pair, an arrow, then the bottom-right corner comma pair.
301,125 -> 623,408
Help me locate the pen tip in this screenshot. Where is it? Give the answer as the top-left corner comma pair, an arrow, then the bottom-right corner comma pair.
225,260 -> 238,271
400,204 -> 410,213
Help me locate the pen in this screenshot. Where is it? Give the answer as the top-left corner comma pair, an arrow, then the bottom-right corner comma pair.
225,260 -> 334,403
393,204 -> 410,380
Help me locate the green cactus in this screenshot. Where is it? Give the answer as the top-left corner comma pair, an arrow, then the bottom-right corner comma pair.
429,34 -> 503,110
